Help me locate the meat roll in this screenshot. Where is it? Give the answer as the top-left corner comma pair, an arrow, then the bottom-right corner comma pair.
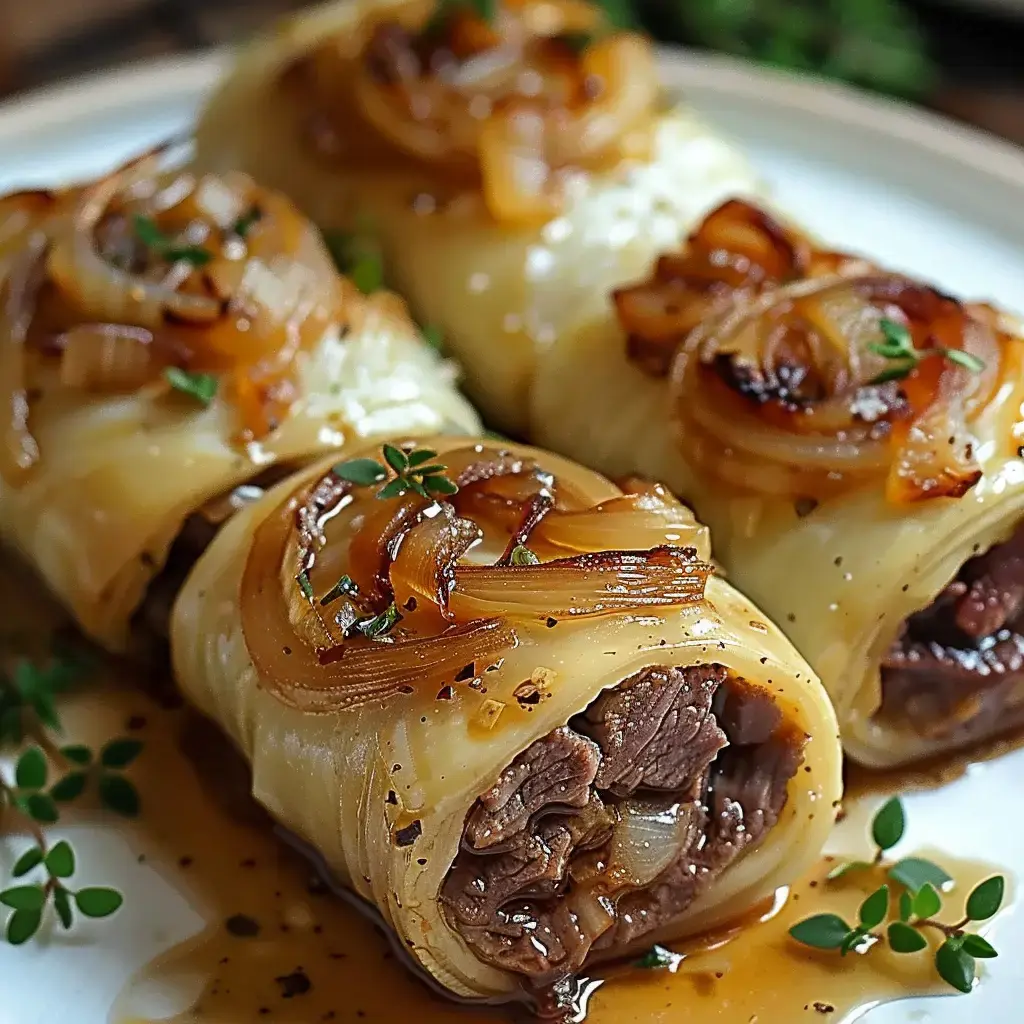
0,146 -> 478,649
171,436 -> 841,1004
193,0 -> 761,435
533,198 -> 1024,767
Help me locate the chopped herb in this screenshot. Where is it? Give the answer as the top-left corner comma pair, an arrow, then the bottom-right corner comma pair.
335,445 -> 459,501
164,367 -> 218,406
131,214 -> 212,267
635,944 -> 678,968
355,602 -> 403,640
323,230 -> 384,295
792,798 -> 1006,993
320,575 -> 358,606
510,544 -> 540,566
868,318 -> 985,385
334,458 -> 389,487
232,207 -> 262,238
296,571 -> 315,601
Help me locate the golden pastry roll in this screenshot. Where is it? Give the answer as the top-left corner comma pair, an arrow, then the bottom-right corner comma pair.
171,436 -> 841,1004
193,0 -> 762,434
0,145 -> 479,650
533,198 -> 1024,768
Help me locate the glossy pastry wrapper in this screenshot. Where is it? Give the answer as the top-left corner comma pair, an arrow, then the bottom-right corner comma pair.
193,0 -> 763,434
171,439 -> 841,1001
533,265 -> 1024,767
0,290 -> 479,649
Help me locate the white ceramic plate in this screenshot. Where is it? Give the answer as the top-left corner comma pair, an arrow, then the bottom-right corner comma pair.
2,48 -> 1024,1024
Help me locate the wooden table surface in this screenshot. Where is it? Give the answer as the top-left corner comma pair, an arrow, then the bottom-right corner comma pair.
1,0 -> 1023,148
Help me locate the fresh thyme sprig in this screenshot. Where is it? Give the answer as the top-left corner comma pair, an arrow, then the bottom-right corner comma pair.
1,656 -> 140,944
132,214 -> 212,268
789,798 -> 1005,993
868,318 -> 985,385
334,444 -> 460,501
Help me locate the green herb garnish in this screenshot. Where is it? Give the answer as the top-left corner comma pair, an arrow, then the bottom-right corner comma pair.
789,798 -> 1005,993
323,230 -> 385,295
296,571 -> 315,601
634,943 -> 679,969
510,544 -> 540,566
320,575 -> 359,607
355,602 -> 403,639
232,207 -> 262,239
132,214 -> 212,267
868,318 -> 985,385
1,656 -> 137,944
335,445 -> 459,501
650,0 -> 931,99
164,367 -> 218,406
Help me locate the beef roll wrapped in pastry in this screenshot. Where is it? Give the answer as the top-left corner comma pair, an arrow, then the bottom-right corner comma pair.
171,436 -> 841,1004
193,0 -> 761,434
534,198 -> 1024,768
0,146 -> 478,650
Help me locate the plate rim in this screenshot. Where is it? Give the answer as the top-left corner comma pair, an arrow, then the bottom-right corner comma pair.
0,45 -> 1022,194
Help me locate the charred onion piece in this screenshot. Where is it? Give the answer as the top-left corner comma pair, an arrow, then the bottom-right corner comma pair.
617,199 -> 1007,505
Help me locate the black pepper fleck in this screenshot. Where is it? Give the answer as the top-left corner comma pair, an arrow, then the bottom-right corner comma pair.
394,820 -> 423,847
386,790 -> 398,805
454,662 -> 476,681
546,617 -> 558,628
436,685 -> 454,700
275,970 -> 312,999
178,855 -> 193,868
225,914 -> 260,937
813,1003 -> 835,1015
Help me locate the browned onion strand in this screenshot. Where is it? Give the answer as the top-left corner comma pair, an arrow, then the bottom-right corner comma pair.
389,503 -> 482,620
448,545 -> 711,621
241,487 -> 516,713
535,485 -> 711,560
615,199 -> 1012,504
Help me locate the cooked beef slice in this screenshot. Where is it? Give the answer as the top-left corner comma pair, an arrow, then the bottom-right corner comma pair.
881,522 -> 1024,740
440,665 -> 803,983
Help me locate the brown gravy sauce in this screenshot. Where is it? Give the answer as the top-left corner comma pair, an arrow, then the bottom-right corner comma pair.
0,561 -> 1008,1024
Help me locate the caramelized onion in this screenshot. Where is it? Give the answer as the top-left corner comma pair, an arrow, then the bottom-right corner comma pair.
617,200 -> 1008,505
241,487 -> 516,712
448,546 -> 709,621
313,4 -> 658,223
535,484 -> 711,560
56,323 -> 157,391
390,503 -> 482,619
47,149 -> 223,329
242,444 -> 716,713
0,144 -> 346,483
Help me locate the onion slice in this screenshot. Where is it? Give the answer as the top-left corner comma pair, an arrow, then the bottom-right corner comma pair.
448,545 -> 710,621
242,487 -> 516,712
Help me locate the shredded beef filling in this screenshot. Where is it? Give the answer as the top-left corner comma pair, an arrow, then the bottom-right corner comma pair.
881,522 -> 1024,741
440,664 -> 804,982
